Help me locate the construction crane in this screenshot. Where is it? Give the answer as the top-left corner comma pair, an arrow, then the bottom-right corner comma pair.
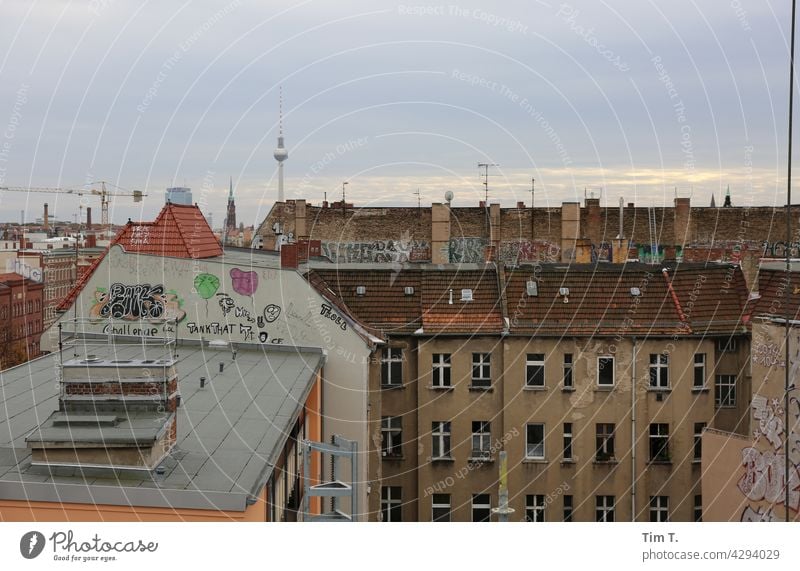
0,181 -> 145,227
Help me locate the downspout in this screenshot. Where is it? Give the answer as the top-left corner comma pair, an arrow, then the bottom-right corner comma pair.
631,336 -> 637,522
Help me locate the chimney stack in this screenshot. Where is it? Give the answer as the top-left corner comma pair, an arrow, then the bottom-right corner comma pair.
674,197 -> 691,248
560,202 -> 580,262
43,203 -> 49,232
86,207 -> 92,230
431,203 -> 451,264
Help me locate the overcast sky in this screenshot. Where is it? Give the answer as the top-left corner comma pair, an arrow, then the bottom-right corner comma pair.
0,0 -> 794,226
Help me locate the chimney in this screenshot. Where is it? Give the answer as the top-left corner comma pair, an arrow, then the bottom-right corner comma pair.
560,202 -> 580,262
295,199 -> 307,240
585,197 -> 601,245
487,203 -> 501,262
674,197 -> 691,248
43,203 -> 49,232
86,207 -> 92,230
575,238 -> 593,263
281,242 -> 299,269
431,203 -> 451,264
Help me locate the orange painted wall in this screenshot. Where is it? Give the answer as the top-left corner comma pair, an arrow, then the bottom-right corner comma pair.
0,488 -> 268,522
306,371 -> 323,516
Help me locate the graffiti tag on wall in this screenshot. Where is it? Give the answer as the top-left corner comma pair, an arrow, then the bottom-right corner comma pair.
321,238 -> 430,263
90,283 -> 186,322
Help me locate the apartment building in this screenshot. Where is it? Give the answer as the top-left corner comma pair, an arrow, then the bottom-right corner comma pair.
0,272 -> 44,366
307,260 -> 751,522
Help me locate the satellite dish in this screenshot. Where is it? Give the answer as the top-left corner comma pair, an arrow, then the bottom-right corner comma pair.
444,190 -> 454,203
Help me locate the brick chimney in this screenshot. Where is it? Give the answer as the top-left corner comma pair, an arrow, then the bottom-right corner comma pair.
431,202 -> 451,264
86,207 -> 92,230
295,199 -> 307,240
585,197 -> 601,245
281,242 -> 299,269
486,203 -> 501,262
43,203 -> 49,232
561,202 -> 580,262
674,197 -> 691,248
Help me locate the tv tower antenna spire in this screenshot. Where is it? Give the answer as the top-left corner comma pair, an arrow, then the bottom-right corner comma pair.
273,86 -> 288,203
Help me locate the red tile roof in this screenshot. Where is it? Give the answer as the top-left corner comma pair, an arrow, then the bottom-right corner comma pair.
752,268 -> 800,321
57,204 -> 220,312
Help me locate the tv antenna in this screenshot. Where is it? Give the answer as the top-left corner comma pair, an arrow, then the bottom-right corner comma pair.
413,188 -> 421,210
478,163 -> 499,204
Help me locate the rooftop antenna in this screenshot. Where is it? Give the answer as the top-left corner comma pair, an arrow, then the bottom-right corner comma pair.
530,177 -> 535,241
478,163 -> 499,204
413,188 -> 421,211
273,86 -> 288,203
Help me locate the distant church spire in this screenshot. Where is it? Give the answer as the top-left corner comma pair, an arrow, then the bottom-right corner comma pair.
723,185 -> 732,207
225,176 -> 237,236
710,193 -> 716,208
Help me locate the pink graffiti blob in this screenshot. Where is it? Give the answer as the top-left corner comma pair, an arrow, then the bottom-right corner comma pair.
230,268 -> 259,296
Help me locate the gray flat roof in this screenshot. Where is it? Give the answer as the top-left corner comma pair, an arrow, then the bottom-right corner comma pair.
0,342 -> 323,512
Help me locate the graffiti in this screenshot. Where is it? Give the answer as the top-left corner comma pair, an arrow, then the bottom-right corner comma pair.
90,283 -> 185,322
320,303 -> 347,330
239,323 -> 254,341
321,238 -> 430,264
752,341 -> 785,368
752,395 -> 785,448
129,225 -> 151,246
101,323 -> 162,337
763,241 -> 800,258
592,242 -> 613,263
498,240 -> 561,264
737,447 -> 800,510
186,322 -> 235,335
193,273 -> 220,299
449,237 -> 486,263
230,268 -> 258,295
263,304 -> 281,323
741,505 -> 780,522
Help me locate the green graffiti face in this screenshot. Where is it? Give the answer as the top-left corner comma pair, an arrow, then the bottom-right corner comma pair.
194,273 -> 220,299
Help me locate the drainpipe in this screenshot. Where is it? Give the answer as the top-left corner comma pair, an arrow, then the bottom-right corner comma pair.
631,337 -> 637,522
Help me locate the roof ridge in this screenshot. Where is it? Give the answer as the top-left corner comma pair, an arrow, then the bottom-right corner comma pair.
661,268 -> 689,330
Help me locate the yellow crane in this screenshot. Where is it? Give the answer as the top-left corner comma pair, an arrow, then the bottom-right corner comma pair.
0,181 -> 145,227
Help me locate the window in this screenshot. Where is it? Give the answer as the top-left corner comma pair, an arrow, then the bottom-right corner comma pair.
381,486 -> 402,522
381,348 -> 403,387
432,494 -> 451,522
563,495 -> 574,522
693,495 -> 702,522
598,356 -> 614,386
381,416 -> 402,458
563,353 -> 573,389
471,421 -> 491,459
525,494 -> 546,522
596,423 -> 615,461
563,422 -> 573,461
693,422 -> 706,461
525,353 -> 545,387
717,337 -> 737,353
649,496 -> 669,522
649,354 -> 669,389
471,353 -> 491,387
595,495 -> 615,522
715,375 -> 736,407
649,423 -> 670,462
693,353 -> 706,388
472,494 -> 491,522
432,421 -> 451,459
432,353 -> 452,388
526,423 -> 545,460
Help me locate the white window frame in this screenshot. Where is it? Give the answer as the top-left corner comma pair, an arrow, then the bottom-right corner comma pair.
472,493 -> 491,522
693,422 -> 706,461
381,347 -> 403,387
596,423 -> 615,461
649,353 -> 669,389
597,355 -> 615,386
649,423 -> 670,462
525,494 -> 546,522
381,486 -> 402,522
471,421 -> 491,459
432,421 -> 451,459
471,352 -> 491,387
525,423 -> 545,460
649,496 -> 669,522
525,353 -> 545,387
693,353 -> 706,388
563,353 -> 574,389
432,353 -> 452,388
381,416 -> 402,458
563,422 -> 573,461
715,374 -> 736,408
432,493 -> 451,522
595,495 -> 615,522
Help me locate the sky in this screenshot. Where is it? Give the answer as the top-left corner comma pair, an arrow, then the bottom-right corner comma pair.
0,0 -> 794,227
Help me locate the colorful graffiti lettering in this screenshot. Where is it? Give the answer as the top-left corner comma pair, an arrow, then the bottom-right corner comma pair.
230,268 -> 259,295
752,395 -> 785,448
321,238 -> 430,263
90,283 -> 185,322
737,447 -> 800,510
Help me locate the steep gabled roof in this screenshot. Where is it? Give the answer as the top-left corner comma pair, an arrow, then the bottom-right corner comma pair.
57,204 -> 220,312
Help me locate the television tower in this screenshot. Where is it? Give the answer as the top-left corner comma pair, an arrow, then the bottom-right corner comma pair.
273,87 -> 288,203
